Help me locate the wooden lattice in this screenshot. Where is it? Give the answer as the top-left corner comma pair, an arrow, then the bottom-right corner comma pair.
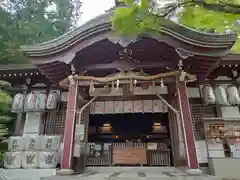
148,150 -> 171,166
190,99 -> 217,140
44,102 -> 67,135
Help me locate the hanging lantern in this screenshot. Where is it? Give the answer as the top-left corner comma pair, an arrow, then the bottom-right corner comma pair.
202,85 -> 216,105
227,85 -> 240,105
214,85 -> 229,105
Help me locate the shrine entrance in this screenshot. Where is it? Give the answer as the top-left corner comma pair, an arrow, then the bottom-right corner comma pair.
86,99 -> 173,167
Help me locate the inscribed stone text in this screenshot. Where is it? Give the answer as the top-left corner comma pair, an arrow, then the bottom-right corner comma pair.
26,154 -> 35,164
45,154 -> 54,164
11,140 -> 18,149
46,138 -> 52,149
6,155 -> 15,165
29,139 -> 36,149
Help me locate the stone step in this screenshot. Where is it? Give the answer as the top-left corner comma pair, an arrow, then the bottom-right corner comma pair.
0,168 -> 223,180
85,166 -> 179,173
42,171 -> 221,180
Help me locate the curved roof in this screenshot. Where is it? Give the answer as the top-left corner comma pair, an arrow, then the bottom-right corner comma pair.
21,10 -> 237,57
20,10 -> 238,84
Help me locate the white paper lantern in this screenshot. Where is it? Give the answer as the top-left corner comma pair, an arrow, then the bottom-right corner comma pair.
4,152 -> 22,169
11,93 -> 24,112
46,91 -> 59,110
202,85 -> 216,104
24,92 -> 37,111
227,85 -> 240,105
214,85 -> 229,105
35,92 -> 47,111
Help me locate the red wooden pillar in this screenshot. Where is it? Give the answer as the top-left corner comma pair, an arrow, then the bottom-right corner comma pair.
177,82 -> 201,173
59,83 -> 78,174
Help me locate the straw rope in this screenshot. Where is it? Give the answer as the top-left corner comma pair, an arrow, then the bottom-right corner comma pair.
74,71 -> 195,82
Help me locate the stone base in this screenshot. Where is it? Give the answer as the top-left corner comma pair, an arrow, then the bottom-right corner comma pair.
186,168 -> 203,175
56,169 -> 74,175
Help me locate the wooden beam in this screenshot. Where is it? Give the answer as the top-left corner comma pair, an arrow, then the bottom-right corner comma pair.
78,61 -> 174,73
76,77 -> 177,87
201,60 -> 220,80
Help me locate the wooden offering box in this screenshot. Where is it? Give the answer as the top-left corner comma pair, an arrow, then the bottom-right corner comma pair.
112,147 -> 147,165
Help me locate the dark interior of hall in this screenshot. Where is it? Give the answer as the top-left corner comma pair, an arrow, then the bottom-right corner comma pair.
88,113 -> 170,143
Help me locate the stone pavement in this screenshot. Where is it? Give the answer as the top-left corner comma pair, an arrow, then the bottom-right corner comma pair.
0,168 -> 224,180
0,169 -> 56,180
42,170 -> 221,180
69,172 -> 217,180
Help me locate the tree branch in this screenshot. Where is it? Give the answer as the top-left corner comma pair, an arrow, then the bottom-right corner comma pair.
160,1 -> 194,17
158,0 -> 240,17
193,0 -> 240,14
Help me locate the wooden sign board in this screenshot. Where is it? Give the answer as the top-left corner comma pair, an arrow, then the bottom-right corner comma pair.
112,148 -> 147,165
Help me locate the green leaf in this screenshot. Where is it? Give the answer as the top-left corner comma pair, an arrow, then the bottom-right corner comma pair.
112,0 -> 240,53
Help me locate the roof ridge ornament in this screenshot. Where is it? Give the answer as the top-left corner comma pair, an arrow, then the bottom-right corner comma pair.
108,32 -> 137,47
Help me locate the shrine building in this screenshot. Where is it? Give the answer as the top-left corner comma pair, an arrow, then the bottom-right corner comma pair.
3,2 -> 240,178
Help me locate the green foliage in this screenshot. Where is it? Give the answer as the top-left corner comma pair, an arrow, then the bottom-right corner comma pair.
180,5 -> 240,53
112,0 -> 240,52
112,0 -> 160,36
0,0 -> 81,64
0,84 -> 13,145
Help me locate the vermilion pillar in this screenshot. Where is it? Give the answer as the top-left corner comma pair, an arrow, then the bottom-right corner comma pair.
59,83 -> 78,174
168,84 -> 186,166
176,82 -> 200,173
